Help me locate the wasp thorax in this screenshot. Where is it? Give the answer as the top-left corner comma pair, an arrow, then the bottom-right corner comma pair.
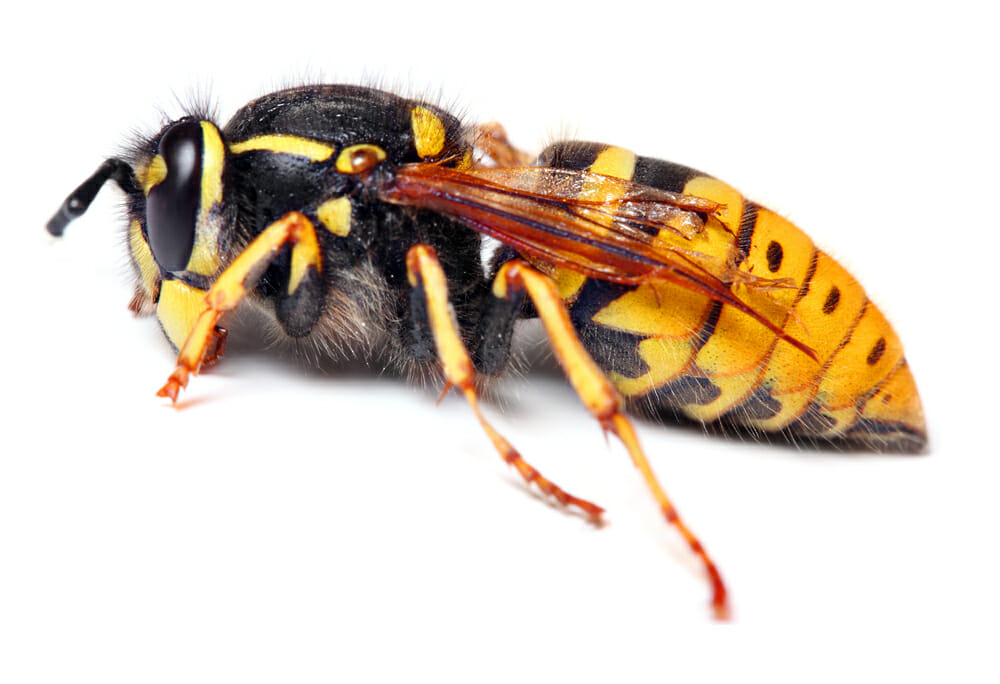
146,119 -> 205,272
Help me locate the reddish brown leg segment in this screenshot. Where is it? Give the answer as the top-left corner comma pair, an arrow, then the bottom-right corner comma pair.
406,244 -> 604,523
495,259 -> 730,620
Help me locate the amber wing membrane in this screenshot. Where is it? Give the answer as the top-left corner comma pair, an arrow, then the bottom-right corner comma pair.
380,163 -> 815,361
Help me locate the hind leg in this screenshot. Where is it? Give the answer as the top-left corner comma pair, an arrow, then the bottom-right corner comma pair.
493,259 -> 730,620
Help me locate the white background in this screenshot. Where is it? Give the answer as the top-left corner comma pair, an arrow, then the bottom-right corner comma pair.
2,1 -> 998,682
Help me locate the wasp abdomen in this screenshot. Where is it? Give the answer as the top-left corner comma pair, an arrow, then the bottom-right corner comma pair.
538,142 -> 925,449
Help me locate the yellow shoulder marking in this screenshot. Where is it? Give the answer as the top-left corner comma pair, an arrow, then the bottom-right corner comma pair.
230,134 -> 336,162
317,197 -> 352,237
410,106 -> 447,159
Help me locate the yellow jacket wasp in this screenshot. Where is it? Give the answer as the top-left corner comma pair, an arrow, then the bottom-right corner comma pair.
47,84 -> 926,619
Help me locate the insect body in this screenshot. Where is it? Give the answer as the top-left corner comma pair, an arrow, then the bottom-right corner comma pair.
48,84 -> 925,619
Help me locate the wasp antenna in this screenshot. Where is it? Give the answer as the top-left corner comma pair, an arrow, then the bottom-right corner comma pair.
47,158 -> 138,236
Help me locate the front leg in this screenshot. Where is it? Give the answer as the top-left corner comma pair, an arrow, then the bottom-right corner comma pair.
157,211 -> 322,402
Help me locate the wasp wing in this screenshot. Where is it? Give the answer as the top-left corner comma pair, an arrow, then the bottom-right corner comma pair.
378,164 -> 815,359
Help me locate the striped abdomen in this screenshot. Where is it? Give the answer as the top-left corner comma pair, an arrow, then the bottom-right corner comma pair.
537,142 -> 926,450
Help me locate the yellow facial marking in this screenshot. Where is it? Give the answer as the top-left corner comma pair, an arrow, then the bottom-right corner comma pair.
128,219 -> 159,297
317,197 -> 352,237
182,122 -> 226,277
230,134 -> 336,162
410,106 -> 447,159
140,155 -> 167,195
335,144 -> 387,174
140,125 -> 223,277
157,279 -> 209,351
185,235 -> 221,276
200,121 -> 225,208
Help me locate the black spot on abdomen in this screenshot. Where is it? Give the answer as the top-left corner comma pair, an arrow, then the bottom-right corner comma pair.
766,240 -> 784,272
867,337 -> 887,365
823,285 -> 841,314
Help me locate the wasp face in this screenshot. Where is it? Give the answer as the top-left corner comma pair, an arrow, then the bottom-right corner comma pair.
106,118 -> 235,348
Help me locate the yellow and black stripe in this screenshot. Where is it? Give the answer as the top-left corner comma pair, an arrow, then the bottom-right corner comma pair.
536,141 -> 925,448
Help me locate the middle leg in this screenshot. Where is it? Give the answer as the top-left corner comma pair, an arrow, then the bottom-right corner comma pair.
405,243 -> 604,523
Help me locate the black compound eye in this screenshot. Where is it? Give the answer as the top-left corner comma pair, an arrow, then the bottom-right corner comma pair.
146,120 -> 204,271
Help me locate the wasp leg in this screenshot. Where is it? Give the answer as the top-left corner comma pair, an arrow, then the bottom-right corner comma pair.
157,211 -> 321,402
200,325 -> 229,369
494,259 -> 730,620
406,244 -> 604,523
471,122 -> 533,167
